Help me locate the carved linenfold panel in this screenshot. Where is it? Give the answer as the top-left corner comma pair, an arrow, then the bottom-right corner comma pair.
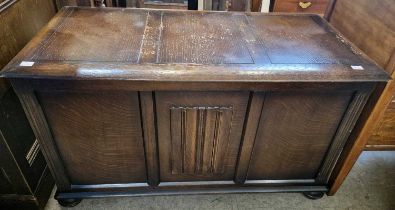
170,106 -> 233,175
156,91 -> 249,181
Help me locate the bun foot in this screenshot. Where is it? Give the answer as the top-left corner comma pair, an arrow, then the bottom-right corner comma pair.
57,198 -> 82,207
303,191 -> 324,200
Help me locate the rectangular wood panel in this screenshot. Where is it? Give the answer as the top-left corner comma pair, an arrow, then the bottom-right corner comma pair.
170,107 -> 233,175
37,91 -> 147,185
2,8 -> 389,83
159,12 -> 253,64
247,15 -> 363,64
156,91 -> 248,181
247,91 -> 353,180
32,8 -> 147,62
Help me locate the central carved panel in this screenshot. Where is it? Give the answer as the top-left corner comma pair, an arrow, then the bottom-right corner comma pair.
156,91 -> 249,181
170,107 -> 233,175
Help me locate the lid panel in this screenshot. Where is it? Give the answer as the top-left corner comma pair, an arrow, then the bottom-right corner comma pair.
157,12 -> 254,64
32,9 -> 147,63
247,15 -> 363,64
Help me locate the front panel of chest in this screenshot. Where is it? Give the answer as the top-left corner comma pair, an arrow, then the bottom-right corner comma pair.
27,81 -> 369,188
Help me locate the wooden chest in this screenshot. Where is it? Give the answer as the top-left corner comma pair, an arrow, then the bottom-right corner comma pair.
1,7 -> 389,205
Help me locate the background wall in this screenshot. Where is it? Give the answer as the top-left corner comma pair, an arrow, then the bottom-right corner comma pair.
0,0 -> 56,91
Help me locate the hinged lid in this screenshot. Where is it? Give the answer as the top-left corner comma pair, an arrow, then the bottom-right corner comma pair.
1,7 -> 390,82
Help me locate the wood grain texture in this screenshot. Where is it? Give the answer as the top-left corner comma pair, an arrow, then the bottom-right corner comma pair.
0,0 -> 55,69
169,106 -> 233,175
159,12 -> 253,64
328,78 -> 393,195
1,7 -> 389,83
368,99 -> 395,148
247,91 -> 353,180
36,90 -> 147,185
11,79 -> 70,191
248,15 -> 360,64
250,0 -> 261,12
234,92 -> 264,184
138,11 -> 162,64
327,0 -> 395,72
1,7 -> 388,198
33,8 -> 147,62
139,92 -> 160,186
365,53 -> 395,149
156,91 -> 249,181
316,87 -> 372,183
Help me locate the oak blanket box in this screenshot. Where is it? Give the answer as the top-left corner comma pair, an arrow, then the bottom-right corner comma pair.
0,7 -> 390,206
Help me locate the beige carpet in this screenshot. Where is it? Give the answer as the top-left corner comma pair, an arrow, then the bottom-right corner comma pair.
45,151 -> 395,210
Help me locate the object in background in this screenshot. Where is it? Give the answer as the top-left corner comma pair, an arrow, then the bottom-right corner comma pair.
0,80 -> 54,210
55,0 -> 188,10
260,0 -> 270,12
1,0 -> 56,208
273,0 -> 329,14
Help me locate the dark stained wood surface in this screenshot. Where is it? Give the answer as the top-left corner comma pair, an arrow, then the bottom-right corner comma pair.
159,12 -> 252,64
234,92 -> 264,184
0,84 -> 54,209
1,7 -> 389,82
247,91 -> 352,180
0,92 -> 55,209
2,6 -> 391,200
156,91 -> 249,181
0,79 -> 9,99
139,92 -> 160,186
17,79 -> 375,196
33,9 -> 147,62
0,88 -> 46,190
37,91 -> 147,184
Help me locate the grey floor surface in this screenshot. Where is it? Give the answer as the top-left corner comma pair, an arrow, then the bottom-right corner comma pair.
45,151 -> 395,210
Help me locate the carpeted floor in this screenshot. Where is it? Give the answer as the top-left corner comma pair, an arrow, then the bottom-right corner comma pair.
45,151 -> 395,210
